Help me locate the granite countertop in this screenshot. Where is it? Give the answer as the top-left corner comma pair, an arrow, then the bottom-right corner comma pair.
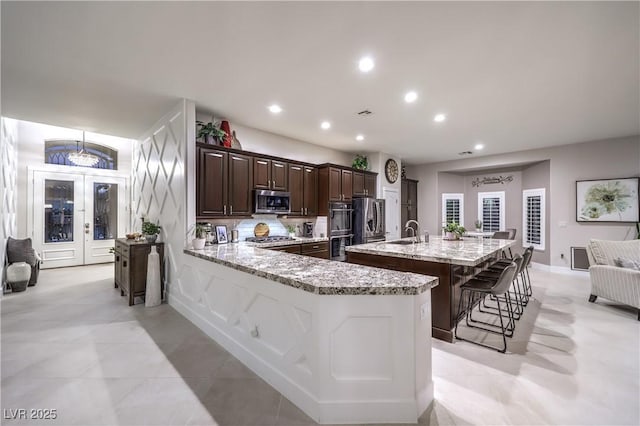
184,243 -> 437,296
345,236 -> 517,267
244,236 -> 329,249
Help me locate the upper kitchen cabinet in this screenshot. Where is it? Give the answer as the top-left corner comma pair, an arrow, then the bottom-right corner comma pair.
253,158 -> 288,191
353,171 -> 377,198
289,164 -> 318,216
196,144 -> 253,218
318,165 -> 372,215
365,173 -> 377,198
401,178 -> 419,237
197,146 -> 227,216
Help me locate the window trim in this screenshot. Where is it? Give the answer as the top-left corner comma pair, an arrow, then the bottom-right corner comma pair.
522,188 -> 546,251
477,191 -> 505,232
441,193 -> 464,228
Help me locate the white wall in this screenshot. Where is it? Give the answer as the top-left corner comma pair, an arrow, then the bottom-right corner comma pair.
14,119 -> 134,237
1,118 -> 19,278
368,152 -> 403,238
133,100 -> 195,297
195,113 -> 353,166
406,136 -> 640,267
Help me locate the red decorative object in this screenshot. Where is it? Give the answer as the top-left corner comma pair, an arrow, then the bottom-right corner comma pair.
220,120 -> 233,148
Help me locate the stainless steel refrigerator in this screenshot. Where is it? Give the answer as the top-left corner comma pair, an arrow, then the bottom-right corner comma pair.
352,197 -> 385,245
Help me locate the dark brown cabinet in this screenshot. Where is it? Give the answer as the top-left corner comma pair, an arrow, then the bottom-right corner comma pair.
324,167 -> 352,202
353,172 -> 365,196
289,164 -> 317,216
351,171 -> 377,197
401,178 -> 419,237
115,239 -> 165,306
268,241 -> 329,259
303,166 -> 318,216
318,165 -> 375,215
253,158 -> 287,191
365,173 -> 377,198
197,145 -> 252,218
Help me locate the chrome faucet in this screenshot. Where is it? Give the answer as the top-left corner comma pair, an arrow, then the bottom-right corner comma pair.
405,220 -> 421,243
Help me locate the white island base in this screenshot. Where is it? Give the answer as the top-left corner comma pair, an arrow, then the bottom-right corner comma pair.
171,251 -> 435,424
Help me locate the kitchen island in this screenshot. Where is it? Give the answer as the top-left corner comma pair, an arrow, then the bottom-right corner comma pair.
346,236 -> 517,342
174,243 -> 438,424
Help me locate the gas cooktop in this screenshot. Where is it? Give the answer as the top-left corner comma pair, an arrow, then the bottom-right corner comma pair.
245,236 -> 294,243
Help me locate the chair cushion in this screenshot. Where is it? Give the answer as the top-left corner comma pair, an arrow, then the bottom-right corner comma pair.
589,239 -> 640,266
614,257 -> 640,271
6,237 -> 37,266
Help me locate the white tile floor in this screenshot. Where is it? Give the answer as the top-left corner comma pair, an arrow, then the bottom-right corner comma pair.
1,264 -> 638,425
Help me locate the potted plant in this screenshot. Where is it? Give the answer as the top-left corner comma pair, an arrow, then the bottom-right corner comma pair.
196,120 -> 228,145
142,220 -> 161,244
286,224 -> 296,239
192,223 -> 207,250
443,222 -> 466,240
352,154 -> 368,171
474,219 -> 483,232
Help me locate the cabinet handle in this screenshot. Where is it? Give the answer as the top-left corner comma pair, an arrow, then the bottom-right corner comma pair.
224,205 -> 227,215
123,260 -> 127,267
116,255 -> 120,262
268,180 -> 271,188
230,205 -> 233,215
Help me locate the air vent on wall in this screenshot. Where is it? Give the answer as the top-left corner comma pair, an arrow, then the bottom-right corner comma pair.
458,151 -> 473,156
357,110 -> 372,115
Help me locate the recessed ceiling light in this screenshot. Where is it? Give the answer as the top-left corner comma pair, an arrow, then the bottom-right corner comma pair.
321,121 -> 331,130
474,143 -> 484,150
434,113 -> 446,122
356,134 -> 365,141
358,56 -> 375,73
268,104 -> 282,114
404,91 -> 418,103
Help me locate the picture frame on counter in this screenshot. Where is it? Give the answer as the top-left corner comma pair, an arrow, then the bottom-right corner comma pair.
215,225 -> 228,244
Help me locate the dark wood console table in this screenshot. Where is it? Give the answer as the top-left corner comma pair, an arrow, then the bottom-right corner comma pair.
114,238 -> 165,306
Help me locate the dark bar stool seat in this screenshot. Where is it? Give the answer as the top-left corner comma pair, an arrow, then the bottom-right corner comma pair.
455,262 -> 519,353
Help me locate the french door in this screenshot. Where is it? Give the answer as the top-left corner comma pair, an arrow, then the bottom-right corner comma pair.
31,170 -> 128,269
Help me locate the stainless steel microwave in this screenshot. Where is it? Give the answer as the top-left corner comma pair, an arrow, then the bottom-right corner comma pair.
254,190 -> 291,215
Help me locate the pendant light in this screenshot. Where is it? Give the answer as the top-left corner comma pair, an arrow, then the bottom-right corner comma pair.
68,131 -> 99,167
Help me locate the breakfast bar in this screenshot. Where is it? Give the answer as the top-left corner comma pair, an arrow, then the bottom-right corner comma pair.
346,236 -> 517,342
173,244 -> 438,424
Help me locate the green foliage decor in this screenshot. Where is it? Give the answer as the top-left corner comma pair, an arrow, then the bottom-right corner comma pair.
142,220 -> 161,235
194,223 -> 207,239
443,222 -> 466,237
352,154 -> 368,171
196,121 -> 227,144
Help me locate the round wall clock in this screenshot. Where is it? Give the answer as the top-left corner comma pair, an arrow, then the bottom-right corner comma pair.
385,159 -> 399,184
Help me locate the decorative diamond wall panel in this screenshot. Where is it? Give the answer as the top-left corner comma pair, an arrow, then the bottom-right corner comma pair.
132,102 -> 188,293
1,118 -> 19,278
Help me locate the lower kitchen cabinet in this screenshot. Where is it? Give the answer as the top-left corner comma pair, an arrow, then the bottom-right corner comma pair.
114,239 -> 165,306
268,241 -> 329,259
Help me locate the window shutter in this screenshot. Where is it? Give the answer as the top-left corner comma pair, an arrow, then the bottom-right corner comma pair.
446,199 -> 460,224
522,188 -> 545,250
482,198 -> 501,232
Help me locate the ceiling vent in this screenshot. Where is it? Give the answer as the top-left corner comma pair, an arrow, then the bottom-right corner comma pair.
458,151 -> 473,156
357,110 -> 372,116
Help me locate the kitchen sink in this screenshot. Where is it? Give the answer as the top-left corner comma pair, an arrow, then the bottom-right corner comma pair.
388,240 -> 415,245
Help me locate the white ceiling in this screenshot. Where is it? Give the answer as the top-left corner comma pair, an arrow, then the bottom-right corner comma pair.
2,1 -> 639,164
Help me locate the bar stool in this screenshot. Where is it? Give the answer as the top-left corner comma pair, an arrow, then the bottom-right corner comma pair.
477,255 -> 525,321
455,262 -> 519,353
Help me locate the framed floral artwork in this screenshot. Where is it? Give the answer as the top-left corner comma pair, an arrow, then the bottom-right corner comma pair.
576,177 -> 639,222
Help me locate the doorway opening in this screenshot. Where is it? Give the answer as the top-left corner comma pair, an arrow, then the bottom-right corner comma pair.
29,169 -> 128,269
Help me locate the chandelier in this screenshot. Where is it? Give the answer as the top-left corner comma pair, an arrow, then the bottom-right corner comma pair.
68,131 -> 99,167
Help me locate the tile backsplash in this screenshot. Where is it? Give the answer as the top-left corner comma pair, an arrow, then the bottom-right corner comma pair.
200,215 -> 328,240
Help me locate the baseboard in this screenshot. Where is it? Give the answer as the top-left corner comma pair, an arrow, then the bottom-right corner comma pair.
530,262 -> 589,276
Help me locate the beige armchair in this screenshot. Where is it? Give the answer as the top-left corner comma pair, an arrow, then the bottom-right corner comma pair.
586,239 -> 640,320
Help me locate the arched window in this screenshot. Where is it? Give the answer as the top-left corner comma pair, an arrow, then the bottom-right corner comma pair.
45,140 -> 118,170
